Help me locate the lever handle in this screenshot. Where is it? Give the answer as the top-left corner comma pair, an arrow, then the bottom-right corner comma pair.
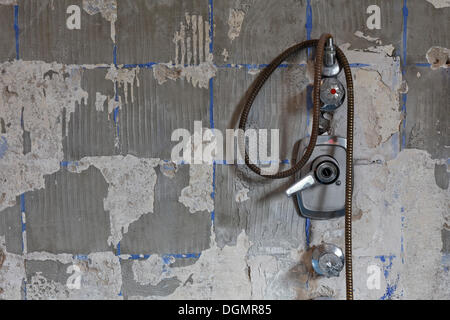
285,172 -> 317,197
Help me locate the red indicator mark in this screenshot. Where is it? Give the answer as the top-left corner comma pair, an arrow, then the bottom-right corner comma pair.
330,88 -> 337,95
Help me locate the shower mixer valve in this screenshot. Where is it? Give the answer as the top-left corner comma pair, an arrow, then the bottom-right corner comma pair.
286,38 -> 348,220
286,136 -> 347,219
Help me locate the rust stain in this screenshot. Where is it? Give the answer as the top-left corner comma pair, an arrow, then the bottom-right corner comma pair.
353,208 -> 364,221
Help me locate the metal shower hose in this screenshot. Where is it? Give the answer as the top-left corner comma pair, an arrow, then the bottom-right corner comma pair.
238,33 -> 354,300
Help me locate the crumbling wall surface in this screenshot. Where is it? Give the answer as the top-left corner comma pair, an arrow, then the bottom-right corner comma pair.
0,0 -> 448,300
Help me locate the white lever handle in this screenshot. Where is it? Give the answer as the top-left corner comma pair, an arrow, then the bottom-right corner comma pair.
285,172 -> 317,197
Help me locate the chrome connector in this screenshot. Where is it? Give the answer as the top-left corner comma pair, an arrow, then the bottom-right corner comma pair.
322,37 -> 340,77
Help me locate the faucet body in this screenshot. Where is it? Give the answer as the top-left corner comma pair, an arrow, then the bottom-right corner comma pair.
286,38 -> 349,220
287,136 -> 347,219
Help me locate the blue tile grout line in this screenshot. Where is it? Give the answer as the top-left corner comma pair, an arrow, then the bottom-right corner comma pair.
376,254 -> 400,300
113,45 -> 117,68
53,61 -> 430,70
74,61 -> 432,70
402,0 -> 408,74
112,21 -> 121,298
401,0 -> 408,150
120,62 -> 371,70
123,252 -> 202,261
390,0 -> 408,298
209,0 -> 214,55
209,0 -> 215,223
14,5 -> 19,60
306,0 -> 312,40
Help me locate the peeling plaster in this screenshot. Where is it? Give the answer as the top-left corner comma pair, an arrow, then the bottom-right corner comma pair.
131,229 -> 252,299
25,252 -> 74,264
153,63 -> 181,85
307,150 -> 449,299
182,62 -> 217,89
299,43 -> 449,299
0,237 -> 25,300
342,68 -> 400,149
354,31 -> 382,45
82,0 -> 117,42
0,61 -> 87,212
95,92 -> 108,112
153,13 -> 217,89
105,67 -> 139,105
68,155 -> 160,246
25,252 -> 122,300
247,68 -> 261,76
426,0 -> 450,8
245,247 -> 311,300
247,255 -> 278,299
227,9 -> 245,42
426,46 -> 450,70
26,272 -> 65,300
0,0 -> 16,5
152,62 -> 217,90
132,255 -> 172,286
331,44 -> 403,161
222,48 -> 229,62
107,97 -> 118,114
129,233 -> 310,300
179,164 -> 214,213
159,160 -> 178,179
234,176 -> 250,203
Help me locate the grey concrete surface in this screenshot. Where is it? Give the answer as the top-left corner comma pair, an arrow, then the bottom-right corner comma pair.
25,166 -> 111,254
117,68 -> 209,159
0,200 -> 22,254
120,258 -> 181,298
213,0 -> 308,65
404,66 -> 449,159
119,164 -> 211,255
0,5 -> 15,61
215,164 -> 304,248
406,0 -> 450,64
0,0 -> 448,300
435,163 -> 449,190
213,63 -> 310,161
117,0 -> 209,65
312,0 -> 403,51
63,68 -> 116,160
21,0 -> 113,64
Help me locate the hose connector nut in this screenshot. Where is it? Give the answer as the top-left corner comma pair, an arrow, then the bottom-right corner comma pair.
312,243 -> 345,278
322,38 -> 341,77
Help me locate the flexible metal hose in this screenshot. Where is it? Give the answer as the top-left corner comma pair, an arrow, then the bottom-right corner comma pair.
238,33 -> 354,300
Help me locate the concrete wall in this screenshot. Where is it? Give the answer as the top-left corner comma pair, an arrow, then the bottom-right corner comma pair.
0,0 -> 448,300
